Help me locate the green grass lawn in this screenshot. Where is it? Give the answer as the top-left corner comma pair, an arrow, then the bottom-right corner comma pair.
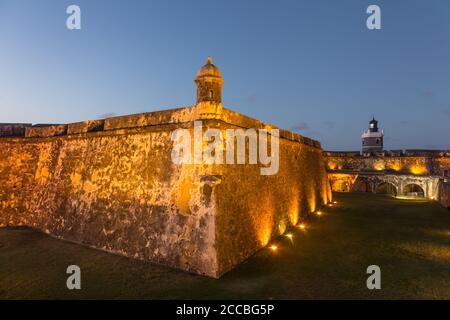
1,192 -> 449,299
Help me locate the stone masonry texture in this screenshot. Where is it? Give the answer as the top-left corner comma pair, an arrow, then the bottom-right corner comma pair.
0,104 -> 331,278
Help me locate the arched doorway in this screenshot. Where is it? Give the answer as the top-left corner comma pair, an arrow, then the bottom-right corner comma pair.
331,180 -> 350,192
403,184 -> 425,197
352,178 -> 371,192
376,182 -> 397,196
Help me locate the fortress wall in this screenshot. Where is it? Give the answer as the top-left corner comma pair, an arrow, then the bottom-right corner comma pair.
433,157 -> 450,176
67,120 -> 105,135
0,123 -> 32,137
201,121 -> 330,275
0,106 -> 330,277
25,124 -> 68,138
325,153 -> 448,204
0,124 -> 218,276
324,155 -> 450,176
103,106 -> 198,130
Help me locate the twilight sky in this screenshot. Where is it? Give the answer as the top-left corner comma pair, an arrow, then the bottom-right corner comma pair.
1,0 -> 449,150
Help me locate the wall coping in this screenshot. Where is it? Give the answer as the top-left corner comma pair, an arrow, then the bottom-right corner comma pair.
0,105 -> 322,150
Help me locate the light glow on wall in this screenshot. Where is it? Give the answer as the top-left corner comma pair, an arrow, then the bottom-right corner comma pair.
327,161 -> 337,170
409,164 -> 427,175
387,160 -> 403,172
328,173 -> 358,192
289,189 -> 299,225
256,196 -> 275,247
374,161 -> 385,171
307,185 -> 317,213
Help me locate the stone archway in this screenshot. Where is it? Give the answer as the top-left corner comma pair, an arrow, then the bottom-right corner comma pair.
332,180 -> 350,192
403,183 -> 425,197
327,172 -> 440,199
375,182 -> 397,196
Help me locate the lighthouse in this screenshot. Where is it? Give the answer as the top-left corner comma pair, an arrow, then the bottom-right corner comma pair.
361,117 -> 384,154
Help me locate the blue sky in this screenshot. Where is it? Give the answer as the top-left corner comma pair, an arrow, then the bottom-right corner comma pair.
1,0 -> 449,150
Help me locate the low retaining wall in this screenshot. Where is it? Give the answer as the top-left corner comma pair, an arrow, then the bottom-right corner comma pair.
0,104 -> 330,277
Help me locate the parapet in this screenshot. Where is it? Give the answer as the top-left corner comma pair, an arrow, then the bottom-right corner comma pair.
404,149 -> 450,157
384,150 -> 403,157
3,105 -> 322,150
323,151 -> 361,157
103,106 -> 197,131
25,124 -> 68,138
67,120 -> 105,135
0,123 -> 32,137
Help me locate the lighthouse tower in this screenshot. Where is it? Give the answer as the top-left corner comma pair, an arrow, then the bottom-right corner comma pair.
361,117 -> 384,154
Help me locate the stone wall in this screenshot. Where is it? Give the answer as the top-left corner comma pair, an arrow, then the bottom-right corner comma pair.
327,172 -> 440,199
324,153 -> 450,176
213,121 -> 330,273
325,151 -> 450,206
438,180 -> 450,209
0,123 -> 32,137
0,105 -> 330,277
328,173 -> 358,192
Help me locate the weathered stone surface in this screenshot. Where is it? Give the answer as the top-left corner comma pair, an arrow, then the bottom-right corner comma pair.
0,123 -> 32,137
328,173 -> 358,192
0,105 -> 330,278
214,130 -> 329,274
25,124 -> 68,138
67,120 -> 104,135
324,152 -> 450,176
438,180 -> 450,209
325,151 -> 450,206
330,173 -> 439,198
103,107 -> 197,131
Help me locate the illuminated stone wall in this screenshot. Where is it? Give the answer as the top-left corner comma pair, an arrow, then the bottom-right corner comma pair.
327,172 -> 440,198
325,152 -> 450,177
325,151 -> 449,202
0,105 -> 330,278
328,173 -> 358,192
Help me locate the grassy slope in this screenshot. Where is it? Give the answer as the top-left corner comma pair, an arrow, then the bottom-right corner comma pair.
0,193 -> 449,299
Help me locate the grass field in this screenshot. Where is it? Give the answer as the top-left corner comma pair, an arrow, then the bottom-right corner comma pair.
0,192 -> 449,299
